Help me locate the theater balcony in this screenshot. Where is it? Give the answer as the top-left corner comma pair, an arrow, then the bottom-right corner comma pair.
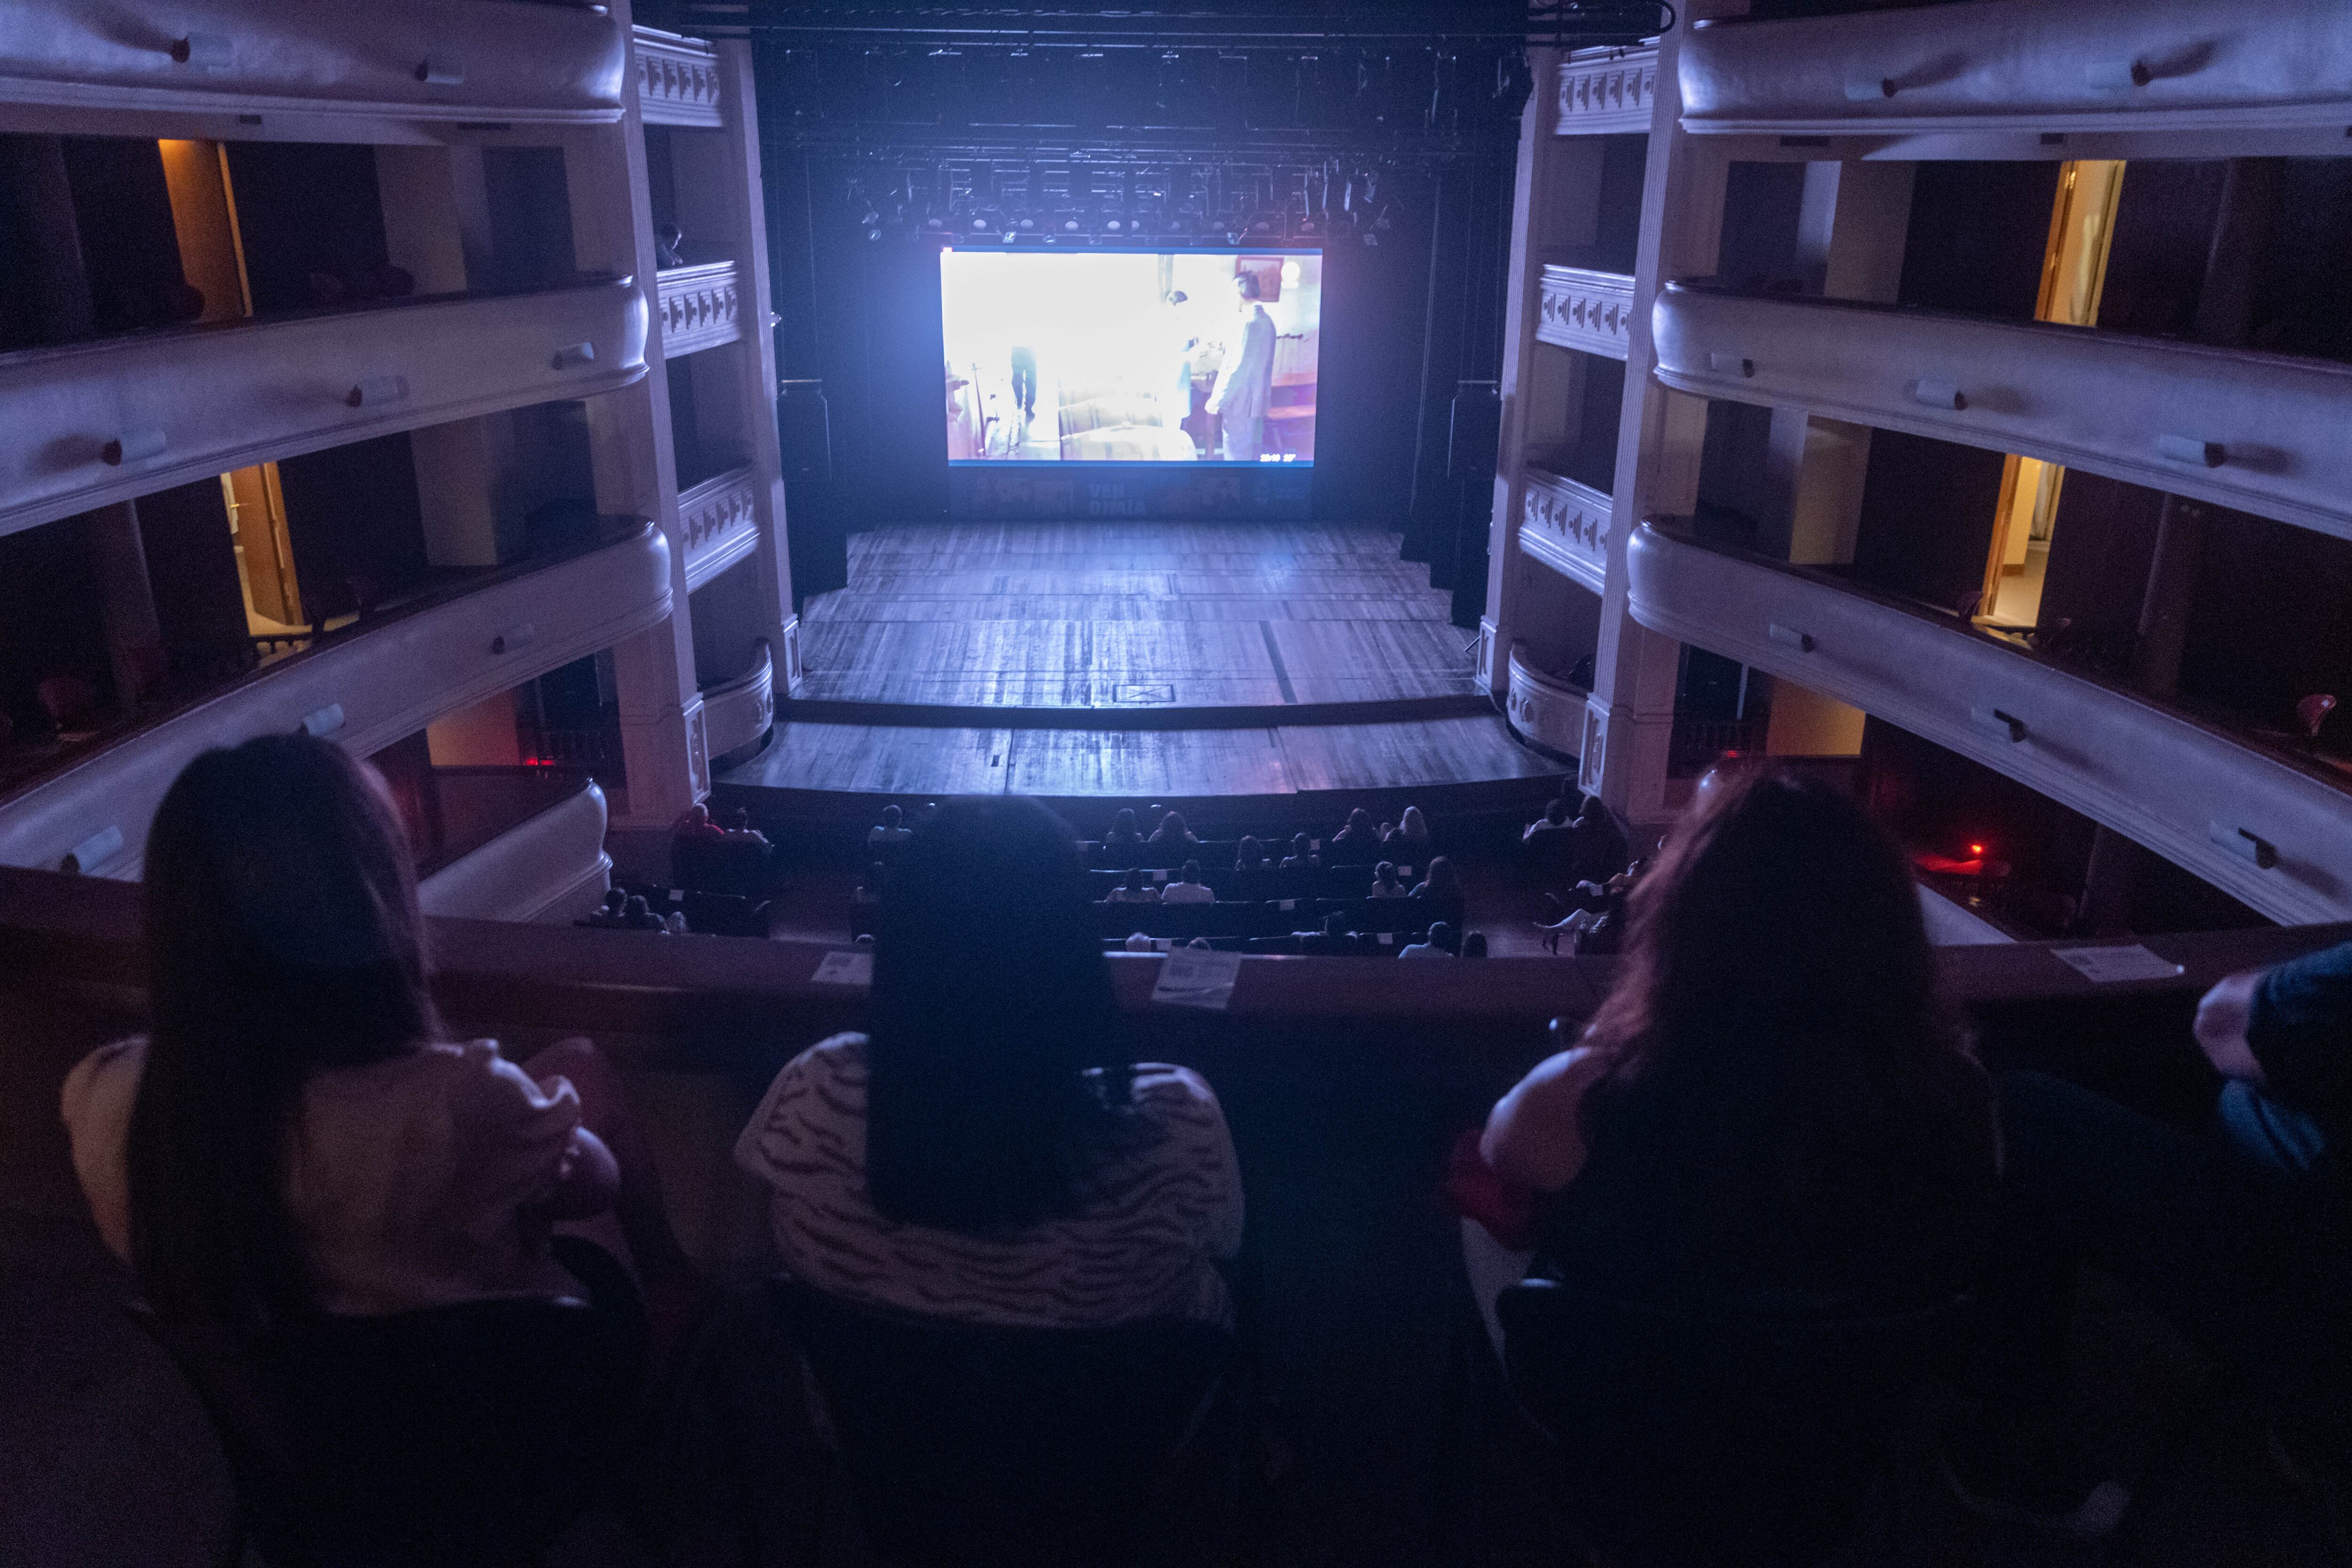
1536,266 -> 1636,361
677,464 -> 762,589
1506,645 -> 1589,762
0,521 -> 669,880
0,0 -> 625,141
1653,282 -> 2352,547
654,261 -> 747,359
633,26 -> 724,129
1677,0 -> 2352,158
0,278 -> 650,542
1628,519 -> 2352,926
1519,466 -> 1613,597
700,638 -> 774,768
416,773 -> 612,926
1553,42 -> 1660,137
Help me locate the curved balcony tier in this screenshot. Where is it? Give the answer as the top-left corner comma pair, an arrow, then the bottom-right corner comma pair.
1555,44 -> 1660,136
1536,267 -> 1635,360
678,464 -> 763,589
0,523 -> 670,879
0,278 -> 648,542
1653,283 -> 2352,545
1520,466 -> 1613,595
1506,647 -> 1589,763
0,0 -> 625,134
634,28 -> 724,128
701,639 -> 775,765
419,778 -> 612,926
1627,521 -> 2352,925
656,262 -> 747,358
1679,0 -> 2352,143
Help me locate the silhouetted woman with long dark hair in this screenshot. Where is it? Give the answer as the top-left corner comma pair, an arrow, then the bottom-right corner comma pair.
1479,769 -> 1995,1310
60,734 -> 691,1343
738,796 -> 1243,1325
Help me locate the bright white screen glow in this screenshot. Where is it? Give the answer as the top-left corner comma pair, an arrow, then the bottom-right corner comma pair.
941,249 -> 1321,464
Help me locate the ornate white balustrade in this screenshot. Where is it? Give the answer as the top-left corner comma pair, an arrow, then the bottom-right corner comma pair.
0,278 -> 648,542
656,262 -> 746,358
1679,0 -> 2352,144
0,524 -> 671,879
420,780 -> 612,926
634,27 -> 723,128
1652,282 -> 2352,545
1507,646 -> 1589,761
700,639 -> 775,764
1536,267 -> 1635,360
1627,522 -> 2352,925
1555,44 -> 1660,135
678,464 -> 762,589
0,0 -> 624,134
1519,468 -> 1613,596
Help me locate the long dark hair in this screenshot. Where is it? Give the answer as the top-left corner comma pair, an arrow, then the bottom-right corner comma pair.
1579,769 -> 1994,1278
866,796 -> 1136,1233
127,734 -> 438,1324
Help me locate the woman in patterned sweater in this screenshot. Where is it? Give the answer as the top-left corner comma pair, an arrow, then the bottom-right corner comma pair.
737,796 -> 1243,1327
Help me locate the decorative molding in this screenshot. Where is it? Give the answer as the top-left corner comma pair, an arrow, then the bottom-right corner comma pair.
678,464 -> 761,588
1556,44 -> 1660,135
0,525 -> 670,877
0,278 -> 648,544
656,261 -> 744,357
1536,266 -> 1635,360
781,616 -> 805,697
1507,645 -> 1589,760
1518,467 -> 1612,595
634,27 -> 723,127
1475,617 -> 1500,693
0,0 -> 624,130
1653,282 -> 2352,548
1680,0 -> 2352,141
701,640 -> 775,763
1627,522 -> 2352,927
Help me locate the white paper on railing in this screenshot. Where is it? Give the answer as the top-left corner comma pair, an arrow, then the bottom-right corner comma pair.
1152,948 -> 1241,1011
2051,945 -> 2185,983
811,950 -> 874,987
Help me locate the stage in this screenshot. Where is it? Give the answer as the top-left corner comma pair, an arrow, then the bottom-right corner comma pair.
718,521 -> 1564,810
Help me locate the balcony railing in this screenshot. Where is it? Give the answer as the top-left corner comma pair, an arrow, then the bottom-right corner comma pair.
701,639 -> 775,763
1519,466 -> 1612,595
418,776 -> 612,926
634,27 -> 724,128
1679,0 -> 2352,144
1505,647 -> 1589,761
0,277 -> 649,542
655,261 -> 746,358
1536,267 -> 1635,360
678,463 -> 762,589
1555,44 -> 1660,136
1627,519 -> 2352,925
1652,281 -> 2352,547
0,522 -> 669,879
0,0 -> 625,132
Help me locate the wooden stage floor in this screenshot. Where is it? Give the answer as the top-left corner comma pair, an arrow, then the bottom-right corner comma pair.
795,522 -> 1480,710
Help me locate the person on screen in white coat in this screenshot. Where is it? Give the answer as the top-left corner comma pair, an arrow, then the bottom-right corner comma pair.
1207,271 -> 1277,462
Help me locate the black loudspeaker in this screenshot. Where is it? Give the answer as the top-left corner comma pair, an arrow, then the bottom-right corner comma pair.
779,379 -> 833,482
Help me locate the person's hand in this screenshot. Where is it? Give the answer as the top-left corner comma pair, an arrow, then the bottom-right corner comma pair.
2192,971 -> 2267,1083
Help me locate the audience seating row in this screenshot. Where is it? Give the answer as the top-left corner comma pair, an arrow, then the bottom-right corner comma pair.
1091,896 -> 1465,942
1082,863 -> 1424,903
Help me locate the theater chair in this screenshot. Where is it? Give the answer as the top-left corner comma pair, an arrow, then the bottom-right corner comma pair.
766,1278 -> 1236,1567
1494,1277 -> 1969,1567
124,1238 -> 646,1568
673,834 -> 783,899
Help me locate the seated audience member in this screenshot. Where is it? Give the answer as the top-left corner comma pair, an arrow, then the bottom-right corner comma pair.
1460,931 -> 1490,959
1234,835 -> 1269,872
1386,805 -> 1433,856
1161,861 -> 1215,905
1123,932 -> 1155,952
624,895 -> 670,932
1370,862 -> 1409,900
1149,809 -> 1200,846
1400,921 -> 1458,960
1329,807 -> 1382,864
1106,867 -> 1162,905
736,797 -> 1244,1326
59,733 -> 696,1372
1299,912 -> 1359,957
724,808 -> 770,845
1955,941 -> 2352,1532
1471,768 -> 1995,1373
1279,833 -> 1319,870
585,886 -> 630,927
1523,797 -> 1573,843
675,803 -> 726,840
869,804 -> 912,846
1105,808 -> 1144,846
1410,855 -> 1464,907
1570,795 -> 1626,882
